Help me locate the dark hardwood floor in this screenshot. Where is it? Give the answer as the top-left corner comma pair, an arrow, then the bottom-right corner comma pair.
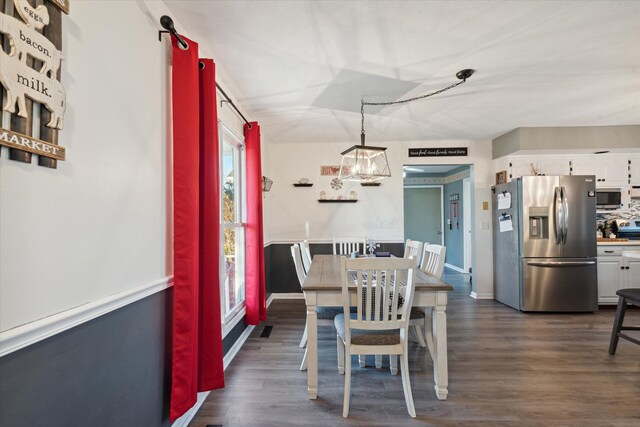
191,271 -> 640,426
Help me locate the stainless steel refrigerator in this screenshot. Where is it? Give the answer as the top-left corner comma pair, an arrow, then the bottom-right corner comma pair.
492,176 -> 597,312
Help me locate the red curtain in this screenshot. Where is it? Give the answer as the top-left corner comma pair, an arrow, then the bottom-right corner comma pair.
197,59 -> 225,392
170,37 -> 224,422
244,122 -> 267,325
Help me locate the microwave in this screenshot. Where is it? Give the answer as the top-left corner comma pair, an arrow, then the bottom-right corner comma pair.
596,189 -> 622,209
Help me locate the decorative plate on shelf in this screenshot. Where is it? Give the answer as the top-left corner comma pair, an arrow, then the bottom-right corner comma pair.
331,178 -> 343,190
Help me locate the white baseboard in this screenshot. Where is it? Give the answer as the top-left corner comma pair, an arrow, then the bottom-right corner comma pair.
470,291 -> 494,300
444,263 -> 466,274
171,391 -> 210,427
270,292 -> 305,300
172,323 -> 255,427
0,276 -> 172,357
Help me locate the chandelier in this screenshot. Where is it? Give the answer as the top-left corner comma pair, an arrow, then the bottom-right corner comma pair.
339,69 -> 475,182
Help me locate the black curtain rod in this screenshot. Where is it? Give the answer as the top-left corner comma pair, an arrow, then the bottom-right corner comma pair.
216,83 -> 251,127
159,15 -> 252,127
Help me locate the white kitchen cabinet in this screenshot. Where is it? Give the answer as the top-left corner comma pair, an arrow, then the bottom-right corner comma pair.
597,255 -> 624,304
573,157 -> 629,188
629,156 -> 640,186
508,156 -> 570,180
597,245 -> 640,304
601,157 -> 630,187
570,157 -> 597,177
537,157 -> 571,176
508,157 -> 536,180
626,258 -> 640,288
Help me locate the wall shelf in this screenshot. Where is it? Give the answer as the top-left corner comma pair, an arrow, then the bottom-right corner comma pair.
318,199 -> 357,203
293,183 -> 313,187
360,182 -> 381,187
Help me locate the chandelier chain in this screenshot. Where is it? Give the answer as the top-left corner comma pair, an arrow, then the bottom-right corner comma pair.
359,77 -> 469,138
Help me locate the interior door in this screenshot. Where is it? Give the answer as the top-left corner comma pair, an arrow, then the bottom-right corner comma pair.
404,186 -> 443,246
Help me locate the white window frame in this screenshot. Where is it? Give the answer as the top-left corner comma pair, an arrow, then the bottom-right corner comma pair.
219,122 -> 247,331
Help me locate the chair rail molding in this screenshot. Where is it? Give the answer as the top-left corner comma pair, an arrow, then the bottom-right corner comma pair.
0,276 -> 172,357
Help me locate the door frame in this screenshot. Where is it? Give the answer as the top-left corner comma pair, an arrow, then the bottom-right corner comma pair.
463,177 -> 471,272
403,184 -> 444,246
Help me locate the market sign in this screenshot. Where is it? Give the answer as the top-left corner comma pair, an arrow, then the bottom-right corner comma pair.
408,147 -> 468,157
49,0 -> 70,14
0,129 -> 65,160
0,0 -> 68,166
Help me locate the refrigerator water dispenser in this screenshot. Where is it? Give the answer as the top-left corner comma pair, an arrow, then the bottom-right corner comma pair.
528,207 -> 549,239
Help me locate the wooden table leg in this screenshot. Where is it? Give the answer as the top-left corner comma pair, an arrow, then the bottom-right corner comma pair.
306,291 -> 318,399
432,297 -> 449,400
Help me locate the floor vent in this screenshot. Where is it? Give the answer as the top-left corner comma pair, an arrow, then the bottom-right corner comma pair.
260,325 -> 273,338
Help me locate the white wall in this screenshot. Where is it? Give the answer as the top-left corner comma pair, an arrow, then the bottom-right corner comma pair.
264,139 -> 495,297
0,1 -> 247,332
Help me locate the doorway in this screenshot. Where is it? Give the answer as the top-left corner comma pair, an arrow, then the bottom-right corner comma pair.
403,164 -> 473,278
463,177 -> 472,273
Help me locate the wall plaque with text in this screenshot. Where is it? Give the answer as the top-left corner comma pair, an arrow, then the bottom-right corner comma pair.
0,0 -> 68,167
408,147 -> 468,157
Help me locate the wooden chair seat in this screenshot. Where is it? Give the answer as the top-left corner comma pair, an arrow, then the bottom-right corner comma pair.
335,314 -> 401,345
617,288 -> 640,302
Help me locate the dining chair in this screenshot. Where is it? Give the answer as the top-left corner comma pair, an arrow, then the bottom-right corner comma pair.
403,239 -> 424,267
333,237 -> 367,257
373,240 -> 423,370
335,256 -> 417,418
292,244 -> 344,371
420,244 -> 447,279
410,244 -> 448,362
299,240 -> 312,274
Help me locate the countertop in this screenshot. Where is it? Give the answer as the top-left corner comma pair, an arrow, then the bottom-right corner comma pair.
597,240 -> 640,246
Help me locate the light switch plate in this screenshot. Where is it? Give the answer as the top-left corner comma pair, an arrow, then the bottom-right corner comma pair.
482,201 -> 489,210
481,221 -> 490,230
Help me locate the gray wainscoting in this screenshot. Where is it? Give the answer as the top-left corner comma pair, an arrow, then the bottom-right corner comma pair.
0,289 -> 173,427
266,242 -> 405,294
0,280 -> 253,427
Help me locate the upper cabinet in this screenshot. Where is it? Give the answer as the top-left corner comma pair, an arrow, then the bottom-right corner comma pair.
539,157 -> 571,176
507,157 -> 570,180
630,156 -> 640,186
571,156 -> 629,188
502,154 -> 634,189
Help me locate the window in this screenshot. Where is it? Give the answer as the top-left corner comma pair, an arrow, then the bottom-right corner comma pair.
220,124 -> 246,321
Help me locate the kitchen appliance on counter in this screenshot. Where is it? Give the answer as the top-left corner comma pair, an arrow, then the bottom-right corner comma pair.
492,175 -> 597,312
616,219 -> 640,240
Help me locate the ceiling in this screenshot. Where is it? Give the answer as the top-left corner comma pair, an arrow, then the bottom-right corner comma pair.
166,1 -> 640,145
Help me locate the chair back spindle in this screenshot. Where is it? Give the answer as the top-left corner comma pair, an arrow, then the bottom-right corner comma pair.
333,237 -> 367,256
404,239 -> 424,267
341,257 -> 416,340
299,240 -> 312,274
291,244 -> 307,286
420,244 -> 447,279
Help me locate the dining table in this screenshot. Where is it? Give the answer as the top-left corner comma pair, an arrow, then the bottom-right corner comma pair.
301,254 -> 454,401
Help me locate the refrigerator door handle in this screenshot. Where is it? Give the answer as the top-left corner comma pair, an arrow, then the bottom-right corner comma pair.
561,186 -> 569,245
554,187 -> 563,244
527,261 -> 596,267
